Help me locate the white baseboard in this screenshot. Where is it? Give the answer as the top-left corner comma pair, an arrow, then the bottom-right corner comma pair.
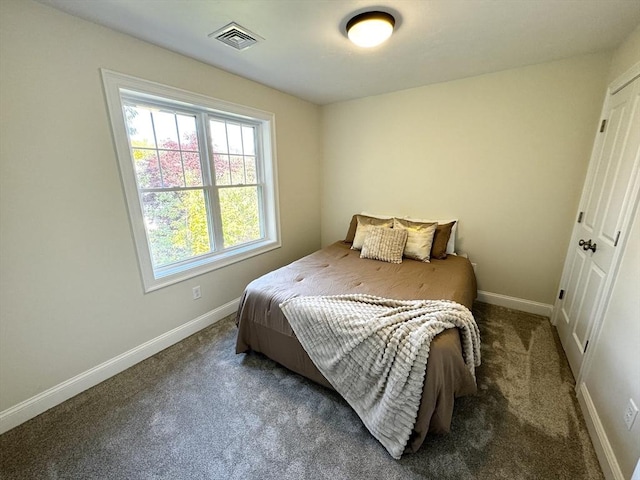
476,290 -> 554,318
577,382 -> 624,480
0,298 -> 240,435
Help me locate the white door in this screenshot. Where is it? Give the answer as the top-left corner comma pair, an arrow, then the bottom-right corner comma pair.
554,75 -> 640,378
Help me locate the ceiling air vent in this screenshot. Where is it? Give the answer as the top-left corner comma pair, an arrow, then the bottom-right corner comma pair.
209,22 -> 263,51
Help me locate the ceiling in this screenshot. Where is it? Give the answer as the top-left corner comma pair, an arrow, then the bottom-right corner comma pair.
39,0 -> 640,105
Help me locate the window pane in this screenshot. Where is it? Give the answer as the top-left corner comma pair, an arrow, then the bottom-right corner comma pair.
142,190 -> 211,267
133,148 -> 162,188
219,187 -> 261,248
230,155 -> 245,185
214,154 -> 231,185
159,150 -> 185,187
210,120 -> 228,153
227,123 -> 243,154
242,126 -> 255,155
176,114 -> 199,151
183,152 -> 203,187
245,156 -> 257,184
125,106 -> 157,149
153,111 -> 179,149
105,72 -> 280,291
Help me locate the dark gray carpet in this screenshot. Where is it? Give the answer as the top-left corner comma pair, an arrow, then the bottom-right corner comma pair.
0,303 -> 603,479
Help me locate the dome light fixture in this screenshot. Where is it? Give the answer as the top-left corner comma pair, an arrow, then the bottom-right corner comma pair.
346,11 -> 395,48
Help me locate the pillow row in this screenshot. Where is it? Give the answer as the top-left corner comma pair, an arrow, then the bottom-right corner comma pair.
352,216 -> 437,262
348,214 -> 456,261
346,213 -> 457,255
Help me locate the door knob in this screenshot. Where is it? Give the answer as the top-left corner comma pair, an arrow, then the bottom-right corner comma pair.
579,239 -> 597,253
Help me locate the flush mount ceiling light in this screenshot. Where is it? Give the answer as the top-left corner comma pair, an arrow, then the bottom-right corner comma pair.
346,11 -> 395,48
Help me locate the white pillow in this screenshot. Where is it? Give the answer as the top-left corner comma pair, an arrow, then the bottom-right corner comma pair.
360,211 -> 397,220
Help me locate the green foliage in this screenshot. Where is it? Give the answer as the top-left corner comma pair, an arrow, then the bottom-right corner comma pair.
220,187 -> 261,248
143,190 -> 210,267
125,106 -> 261,268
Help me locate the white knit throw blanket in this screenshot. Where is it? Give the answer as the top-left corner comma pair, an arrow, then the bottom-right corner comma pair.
280,294 -> 481,459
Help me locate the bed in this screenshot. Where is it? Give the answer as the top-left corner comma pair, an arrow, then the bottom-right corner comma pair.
235,216 -> 479,455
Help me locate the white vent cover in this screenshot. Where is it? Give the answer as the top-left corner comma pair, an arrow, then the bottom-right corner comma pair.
209,22 -> 263,51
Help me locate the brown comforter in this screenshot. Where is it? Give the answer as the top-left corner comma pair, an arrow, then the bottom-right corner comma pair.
235,241 -> 478,453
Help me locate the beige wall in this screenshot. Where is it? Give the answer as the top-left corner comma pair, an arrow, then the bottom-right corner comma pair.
581,25 -> 640,480
607,24 -> 640,83
0,0 -> 321,410
320,53 -> 611,304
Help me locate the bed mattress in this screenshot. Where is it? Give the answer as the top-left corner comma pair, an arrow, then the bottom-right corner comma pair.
235,241 -> 478,453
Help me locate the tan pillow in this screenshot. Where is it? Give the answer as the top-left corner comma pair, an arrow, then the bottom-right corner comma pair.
350,215 -> 394,250
360,226 -> 408,264
393,218 -> 437,262
345,214 -> 392,244
431,221 -> 456,259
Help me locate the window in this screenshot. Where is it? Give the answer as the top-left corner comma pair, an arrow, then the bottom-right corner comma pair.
102,70 -> 280,291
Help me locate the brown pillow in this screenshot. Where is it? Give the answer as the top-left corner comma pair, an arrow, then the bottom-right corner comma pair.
431,221 -> 456,259
345,214 -> 392,244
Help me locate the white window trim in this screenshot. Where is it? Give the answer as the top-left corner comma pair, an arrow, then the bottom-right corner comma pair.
101,69 -> 281,292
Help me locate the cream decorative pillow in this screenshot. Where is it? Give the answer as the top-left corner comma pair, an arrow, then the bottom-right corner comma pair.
404,217 -> 458,254
351,215 -> 394,250
393,218 -> 437,262
360,226 -> 408,264
345,214 -> 393,243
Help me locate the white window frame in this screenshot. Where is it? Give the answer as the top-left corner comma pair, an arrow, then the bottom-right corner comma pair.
101,69 -> 280,292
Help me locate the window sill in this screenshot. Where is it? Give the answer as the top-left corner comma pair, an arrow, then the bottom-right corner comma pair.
143,239 -> 281,293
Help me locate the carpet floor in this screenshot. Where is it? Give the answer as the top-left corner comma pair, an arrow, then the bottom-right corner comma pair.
0,302 -> 603,479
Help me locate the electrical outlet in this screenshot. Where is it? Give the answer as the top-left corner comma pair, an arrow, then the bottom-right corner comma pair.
624,399 -> 638,430
192,286 -> 201,300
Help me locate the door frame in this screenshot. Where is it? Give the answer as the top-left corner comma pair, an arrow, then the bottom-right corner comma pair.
552,61 -> 640,387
